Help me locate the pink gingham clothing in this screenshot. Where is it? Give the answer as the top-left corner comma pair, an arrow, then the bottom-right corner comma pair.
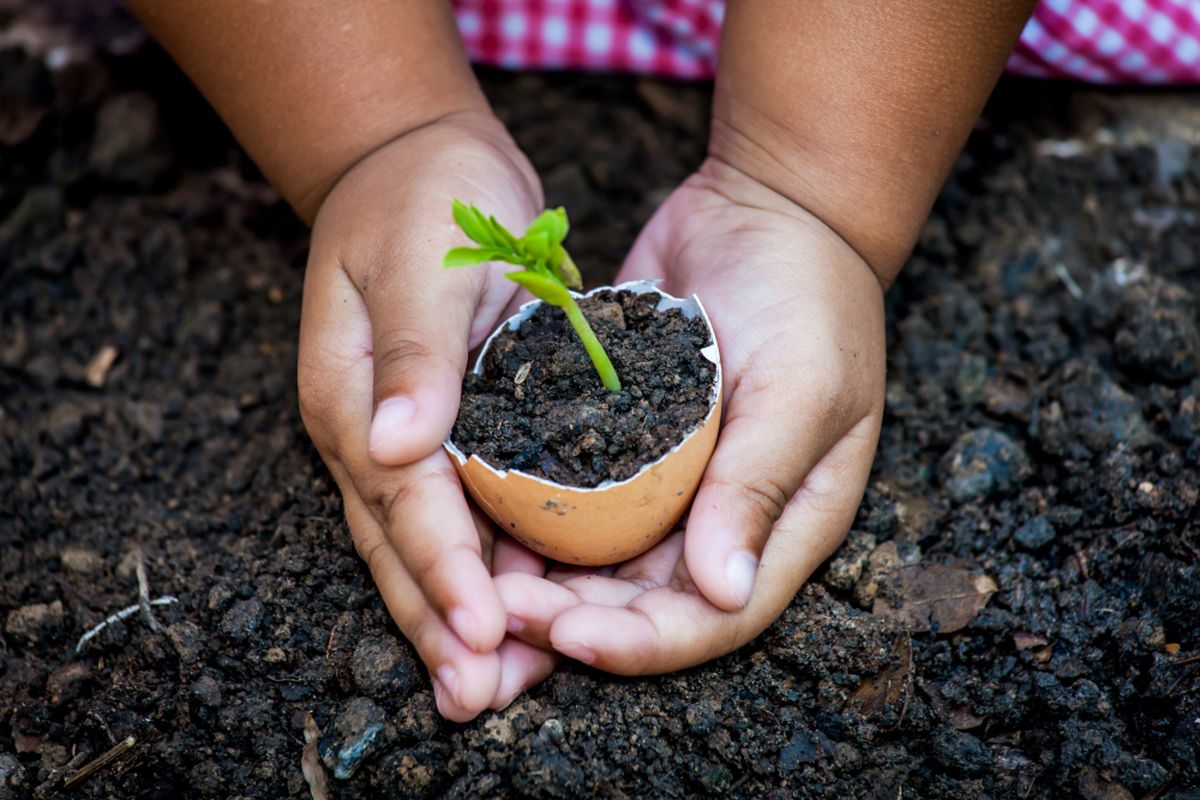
452,0 -> 1200,83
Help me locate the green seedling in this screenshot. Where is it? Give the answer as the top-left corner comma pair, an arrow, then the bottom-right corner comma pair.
444,200 -> 622,392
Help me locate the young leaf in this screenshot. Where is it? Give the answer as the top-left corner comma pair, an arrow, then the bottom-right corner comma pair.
524,208 -> 568,246
451,200 -> 497,248
444,246 -> 510,268
485,214 -> 519,250
520,231 -> 553,264
444,199 -> 620,392
505,270 -> 572,307
554,248 -> 583,289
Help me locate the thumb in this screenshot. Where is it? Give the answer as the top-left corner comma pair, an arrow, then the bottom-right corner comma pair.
684,376 -> 853,612
366,276 -> 474,466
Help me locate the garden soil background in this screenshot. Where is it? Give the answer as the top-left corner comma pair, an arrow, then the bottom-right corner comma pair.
2,4 -> 1199,798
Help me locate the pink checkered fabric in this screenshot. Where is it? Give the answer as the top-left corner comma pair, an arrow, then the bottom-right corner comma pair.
1011,0 -> 1200,82
452,0 -> 1200,83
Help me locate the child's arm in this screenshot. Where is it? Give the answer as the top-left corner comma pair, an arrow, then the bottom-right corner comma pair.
128,1 -> 554,719
128,0 -> 487,222
713,0 -> 1037,284
499,0 -> 1036,673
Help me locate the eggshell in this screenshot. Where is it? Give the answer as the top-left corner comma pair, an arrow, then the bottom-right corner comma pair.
444,280 -> 722,565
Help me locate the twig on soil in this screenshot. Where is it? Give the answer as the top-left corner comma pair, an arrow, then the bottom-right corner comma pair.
32,747 -> 90,799
61,735 -> 136,789
135,549 -> 163,633
1073,547 -> 1090,580
75,597 -> 178,653
728,772 -> 752,793
1053,263 -> 1084,299
302,712 -> 331,800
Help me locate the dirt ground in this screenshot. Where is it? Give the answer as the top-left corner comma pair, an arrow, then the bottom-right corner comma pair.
2,6 -> 1199,799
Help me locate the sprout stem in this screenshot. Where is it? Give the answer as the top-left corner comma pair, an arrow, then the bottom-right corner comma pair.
563,297 -> 622,392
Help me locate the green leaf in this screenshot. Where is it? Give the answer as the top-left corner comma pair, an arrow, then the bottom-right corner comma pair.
523,208 -> 568,247
451,200 -> 496,248
505,270 -> 572,307
485,215 -> 519,250
520,231 -> 552,264
553,248 -> 583,289
444,246 -> 509,268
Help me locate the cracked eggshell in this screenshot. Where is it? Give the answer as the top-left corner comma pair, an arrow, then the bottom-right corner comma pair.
444,280 -> 722,566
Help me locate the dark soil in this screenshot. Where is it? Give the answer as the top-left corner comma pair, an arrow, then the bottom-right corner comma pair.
452,289 -> 716,487
2,4 -> 1199,799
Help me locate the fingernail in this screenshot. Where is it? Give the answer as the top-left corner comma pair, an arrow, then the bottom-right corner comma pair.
448,606 -> 479,648
725,549 -> 758,608
555,642 -> 596,665
506,614 -> 526,634
368,396 -> 416,455
436,664 -> 461,704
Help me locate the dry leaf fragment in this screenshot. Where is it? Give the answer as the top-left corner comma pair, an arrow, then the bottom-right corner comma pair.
514,361 -> 532,385
949,707 -> 985,730
872,564 -> 998,634
85,345 -> 119,388
302,712 -> 331,800
1013,632 -> 1049,651
848,634 -> 912,722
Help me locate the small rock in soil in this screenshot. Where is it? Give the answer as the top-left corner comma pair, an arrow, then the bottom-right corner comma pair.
319,697 -> 388,780
822,530 -> 877,592
930,729 -> 990,775
5,600 -> 64,645
166,620 -> 205,665
190,675 -> 223,707
59,546 -> 103,574
1013,514 -> 1056,550
350,635 -> 418,698
853,540 -> 921,607
779,728 -> 823,772
88,92 -> 173,186
219,597 -> 264,640
0,752 -> 22,795
45,663 -> 91,707
940,427 -> 1031,502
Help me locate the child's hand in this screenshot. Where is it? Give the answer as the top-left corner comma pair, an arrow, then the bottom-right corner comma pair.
297,113 -> 556,720
497,158 -> 885,672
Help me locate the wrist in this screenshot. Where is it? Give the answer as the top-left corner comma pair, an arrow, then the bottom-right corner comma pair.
306,107 -> 528,224
707,100 -> 928,289
311,110 -> 543,275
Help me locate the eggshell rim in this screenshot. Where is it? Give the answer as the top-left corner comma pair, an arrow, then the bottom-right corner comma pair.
443,279 -> 722,491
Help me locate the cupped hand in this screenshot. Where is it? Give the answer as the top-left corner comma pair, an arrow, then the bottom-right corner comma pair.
498,158 -> 887,673
298,113 -> 556,720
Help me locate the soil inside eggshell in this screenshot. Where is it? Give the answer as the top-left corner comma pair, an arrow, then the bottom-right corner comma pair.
451,288 -> 717,488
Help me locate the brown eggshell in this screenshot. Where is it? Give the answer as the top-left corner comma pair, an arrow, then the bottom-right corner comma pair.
444,280 -> 722,565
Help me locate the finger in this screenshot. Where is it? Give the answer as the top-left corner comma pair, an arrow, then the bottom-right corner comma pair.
379,451 -> 508,653
496,538 -> 691,655
494,572 -> 582,649
684,284 -> 880,612
491,533 -> 545,578
548,529 -> 686,608
297,250 -> 373,457
490,637 -> 558,710
342,491 -> 500,720
302,248 -> 507,655
361,264 -> 475,466
550,415 -> 880,674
